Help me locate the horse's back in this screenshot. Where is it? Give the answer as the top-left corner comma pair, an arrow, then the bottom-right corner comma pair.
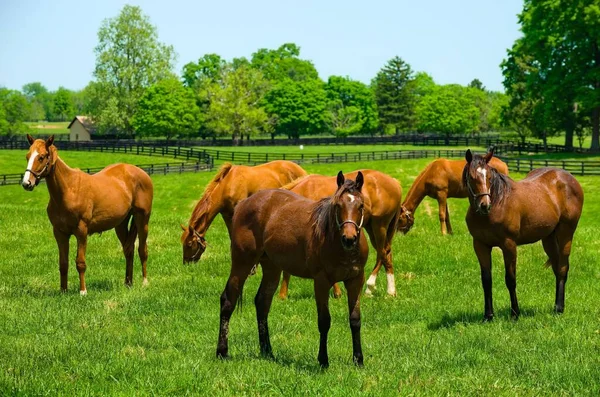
93,163 -> 153,210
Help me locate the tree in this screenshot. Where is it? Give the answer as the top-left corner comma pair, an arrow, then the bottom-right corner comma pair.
372,56 -> 415,134
133,77 -> 202,140
263,78 -> 329,139
250,43 -> 319,82
205,65 -> 271,143
53,87 -> 75,121
468,79 -> 486,91
325,76 -> 378,136
182,53 -> 226,89
22,82 -> 52,121
416,84 -> 480,138
0,88 -> 30,136
92,5 -> 176,135
502,0 -> 600,151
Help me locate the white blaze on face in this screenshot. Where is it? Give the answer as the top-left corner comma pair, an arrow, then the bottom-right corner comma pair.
348,194 -> 356,203
476,167 -> 487,192
23,150 -> 38,184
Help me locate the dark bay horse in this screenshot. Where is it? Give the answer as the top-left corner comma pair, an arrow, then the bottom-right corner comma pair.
181,161 -> 306,263
397,150 -> 508,235
463,149 -> 583,320
278,169 -> 402,298
217,172 -> 369,367
22,135 -> 154,294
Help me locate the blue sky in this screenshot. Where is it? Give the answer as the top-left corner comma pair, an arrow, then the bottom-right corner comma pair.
0,0 -> 523,93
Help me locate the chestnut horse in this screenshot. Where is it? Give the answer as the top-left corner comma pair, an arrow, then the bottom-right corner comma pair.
463,149 -> 583,320
217,172 -> 369,368
397,149 -> 508,235
22,135 -> 153,294
181,161 -> 306,263
278,169 -> 402,298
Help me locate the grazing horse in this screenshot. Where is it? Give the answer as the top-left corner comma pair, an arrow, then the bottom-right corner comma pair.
181,161 -> 306,263
217,172 -> 369,368
463,149 -> 583,320
22,135 -> 153,294
278,169 -> 402,298
397,150 -> 508,235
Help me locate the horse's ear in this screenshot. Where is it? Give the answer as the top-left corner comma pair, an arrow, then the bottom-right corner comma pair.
355,171 -> 364,191
465,149 -> 473,163
180,223 -> 187,232
45,135 -> 54,149
188,225 -> 194,235
484,147 -> 494,163
27,134 -> 35,145
336,171 -> 344,189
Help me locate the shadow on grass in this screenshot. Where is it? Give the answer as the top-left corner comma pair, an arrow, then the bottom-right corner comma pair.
428,307 -> 536,330
85,279 -> 116,292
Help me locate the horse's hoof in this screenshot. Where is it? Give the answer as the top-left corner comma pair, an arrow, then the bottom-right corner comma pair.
483,314 -> 494,322
80,289 -> 87,296
333,292 -> 342,299
386,290 -> 397,297
277,294 -> 287,300
142,278 -> 149,287
364,289 -> 374,298
216,350 -> 230,360
554,305 -> 564,314
319,361 -> 329,369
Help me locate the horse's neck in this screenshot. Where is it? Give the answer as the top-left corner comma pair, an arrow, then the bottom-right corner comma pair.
403,176 -> 427,212
190,181 -> 226,236
46,157 -> 79,200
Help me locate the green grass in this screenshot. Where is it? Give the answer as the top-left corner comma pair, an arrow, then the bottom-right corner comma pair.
0,153 -> 599,394
24,121 -> 70,135
197,144 -> 488,155
0,150 -> 194,175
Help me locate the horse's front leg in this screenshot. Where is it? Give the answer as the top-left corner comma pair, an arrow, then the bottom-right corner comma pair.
502,240 -> 520,319
437,193 -> 450,235
344,273 -> 365,367
75,227 -> 88,296
473,239 -> 493,320
314,273 -> 332,368
53,228 -> 70,292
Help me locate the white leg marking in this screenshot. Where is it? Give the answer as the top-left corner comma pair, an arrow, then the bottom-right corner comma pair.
386,273 -> 396,296
365,274 -> 377,296
80,289 -> 87,296
143,278 -> 149,287
23,150 -> 38,184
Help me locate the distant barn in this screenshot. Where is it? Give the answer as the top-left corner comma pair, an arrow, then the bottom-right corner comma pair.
68,116 -> 96,142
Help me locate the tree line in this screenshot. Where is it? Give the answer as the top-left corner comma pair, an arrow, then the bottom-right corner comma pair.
7,2 -> 595,152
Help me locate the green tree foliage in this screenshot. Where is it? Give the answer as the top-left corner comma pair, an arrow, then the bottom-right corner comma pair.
325,76 -> 378,136
133,78 -> 202,140
53,87 -> 75,121
372,56 -> 415,134
416,84 -> 480,138
0,88 -> 30,136
205,65 -> 271,143
263,78 -> 329,139
468,78 -> 486,91
92,5 -> 176,135
502,0 -> 600,151
182,53 -> 226,89
22,82 -> 52,121
250,43 -> 319,82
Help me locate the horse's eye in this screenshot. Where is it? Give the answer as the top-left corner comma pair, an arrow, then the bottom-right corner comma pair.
38,156 -> 44,162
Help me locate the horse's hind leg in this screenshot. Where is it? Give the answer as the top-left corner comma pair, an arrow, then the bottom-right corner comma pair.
255,257 -> 282,358
133,211 -> 150,286
115,215 -> 135,286
437,193 -> 450,235
549,225 -> 576,313
444,202 -> 453,235
217,251 -> 257,359
278,272 -> 291,300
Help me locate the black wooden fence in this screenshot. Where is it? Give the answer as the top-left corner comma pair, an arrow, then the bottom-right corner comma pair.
0,161 -> 214,186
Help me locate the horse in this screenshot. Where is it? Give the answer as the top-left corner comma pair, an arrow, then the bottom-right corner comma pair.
463,149 -> 583,320
216,172 -> 369,368
277,169 -> 402,298
22,135 -> 154,295
181,161 -> 307,263
397,148 -> 508,235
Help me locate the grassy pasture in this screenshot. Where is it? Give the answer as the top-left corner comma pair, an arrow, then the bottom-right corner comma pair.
24,121 -> 70,135
0,151 -> 599,395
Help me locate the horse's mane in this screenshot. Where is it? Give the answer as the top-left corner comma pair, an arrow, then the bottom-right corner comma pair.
281,174 -> 311,191
462,155 -> 512,205
309,179 -> 363,245
189,163 -> 234,227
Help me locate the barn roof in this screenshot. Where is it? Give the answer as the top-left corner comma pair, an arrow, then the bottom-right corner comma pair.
67,116 -> 97,134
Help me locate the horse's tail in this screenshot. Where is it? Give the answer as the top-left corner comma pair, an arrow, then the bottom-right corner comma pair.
125,215 -> 138,255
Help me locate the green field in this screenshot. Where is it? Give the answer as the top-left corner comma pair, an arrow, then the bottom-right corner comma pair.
24,121 -> 70,135
198,144 -> 487,155
0,151 -> 599,395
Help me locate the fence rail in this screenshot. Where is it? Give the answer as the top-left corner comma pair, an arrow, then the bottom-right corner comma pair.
0,161 -> 214,186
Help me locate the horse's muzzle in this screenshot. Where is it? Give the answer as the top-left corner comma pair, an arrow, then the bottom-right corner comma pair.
341,235 -> 358,250
22,180 -> 34,191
